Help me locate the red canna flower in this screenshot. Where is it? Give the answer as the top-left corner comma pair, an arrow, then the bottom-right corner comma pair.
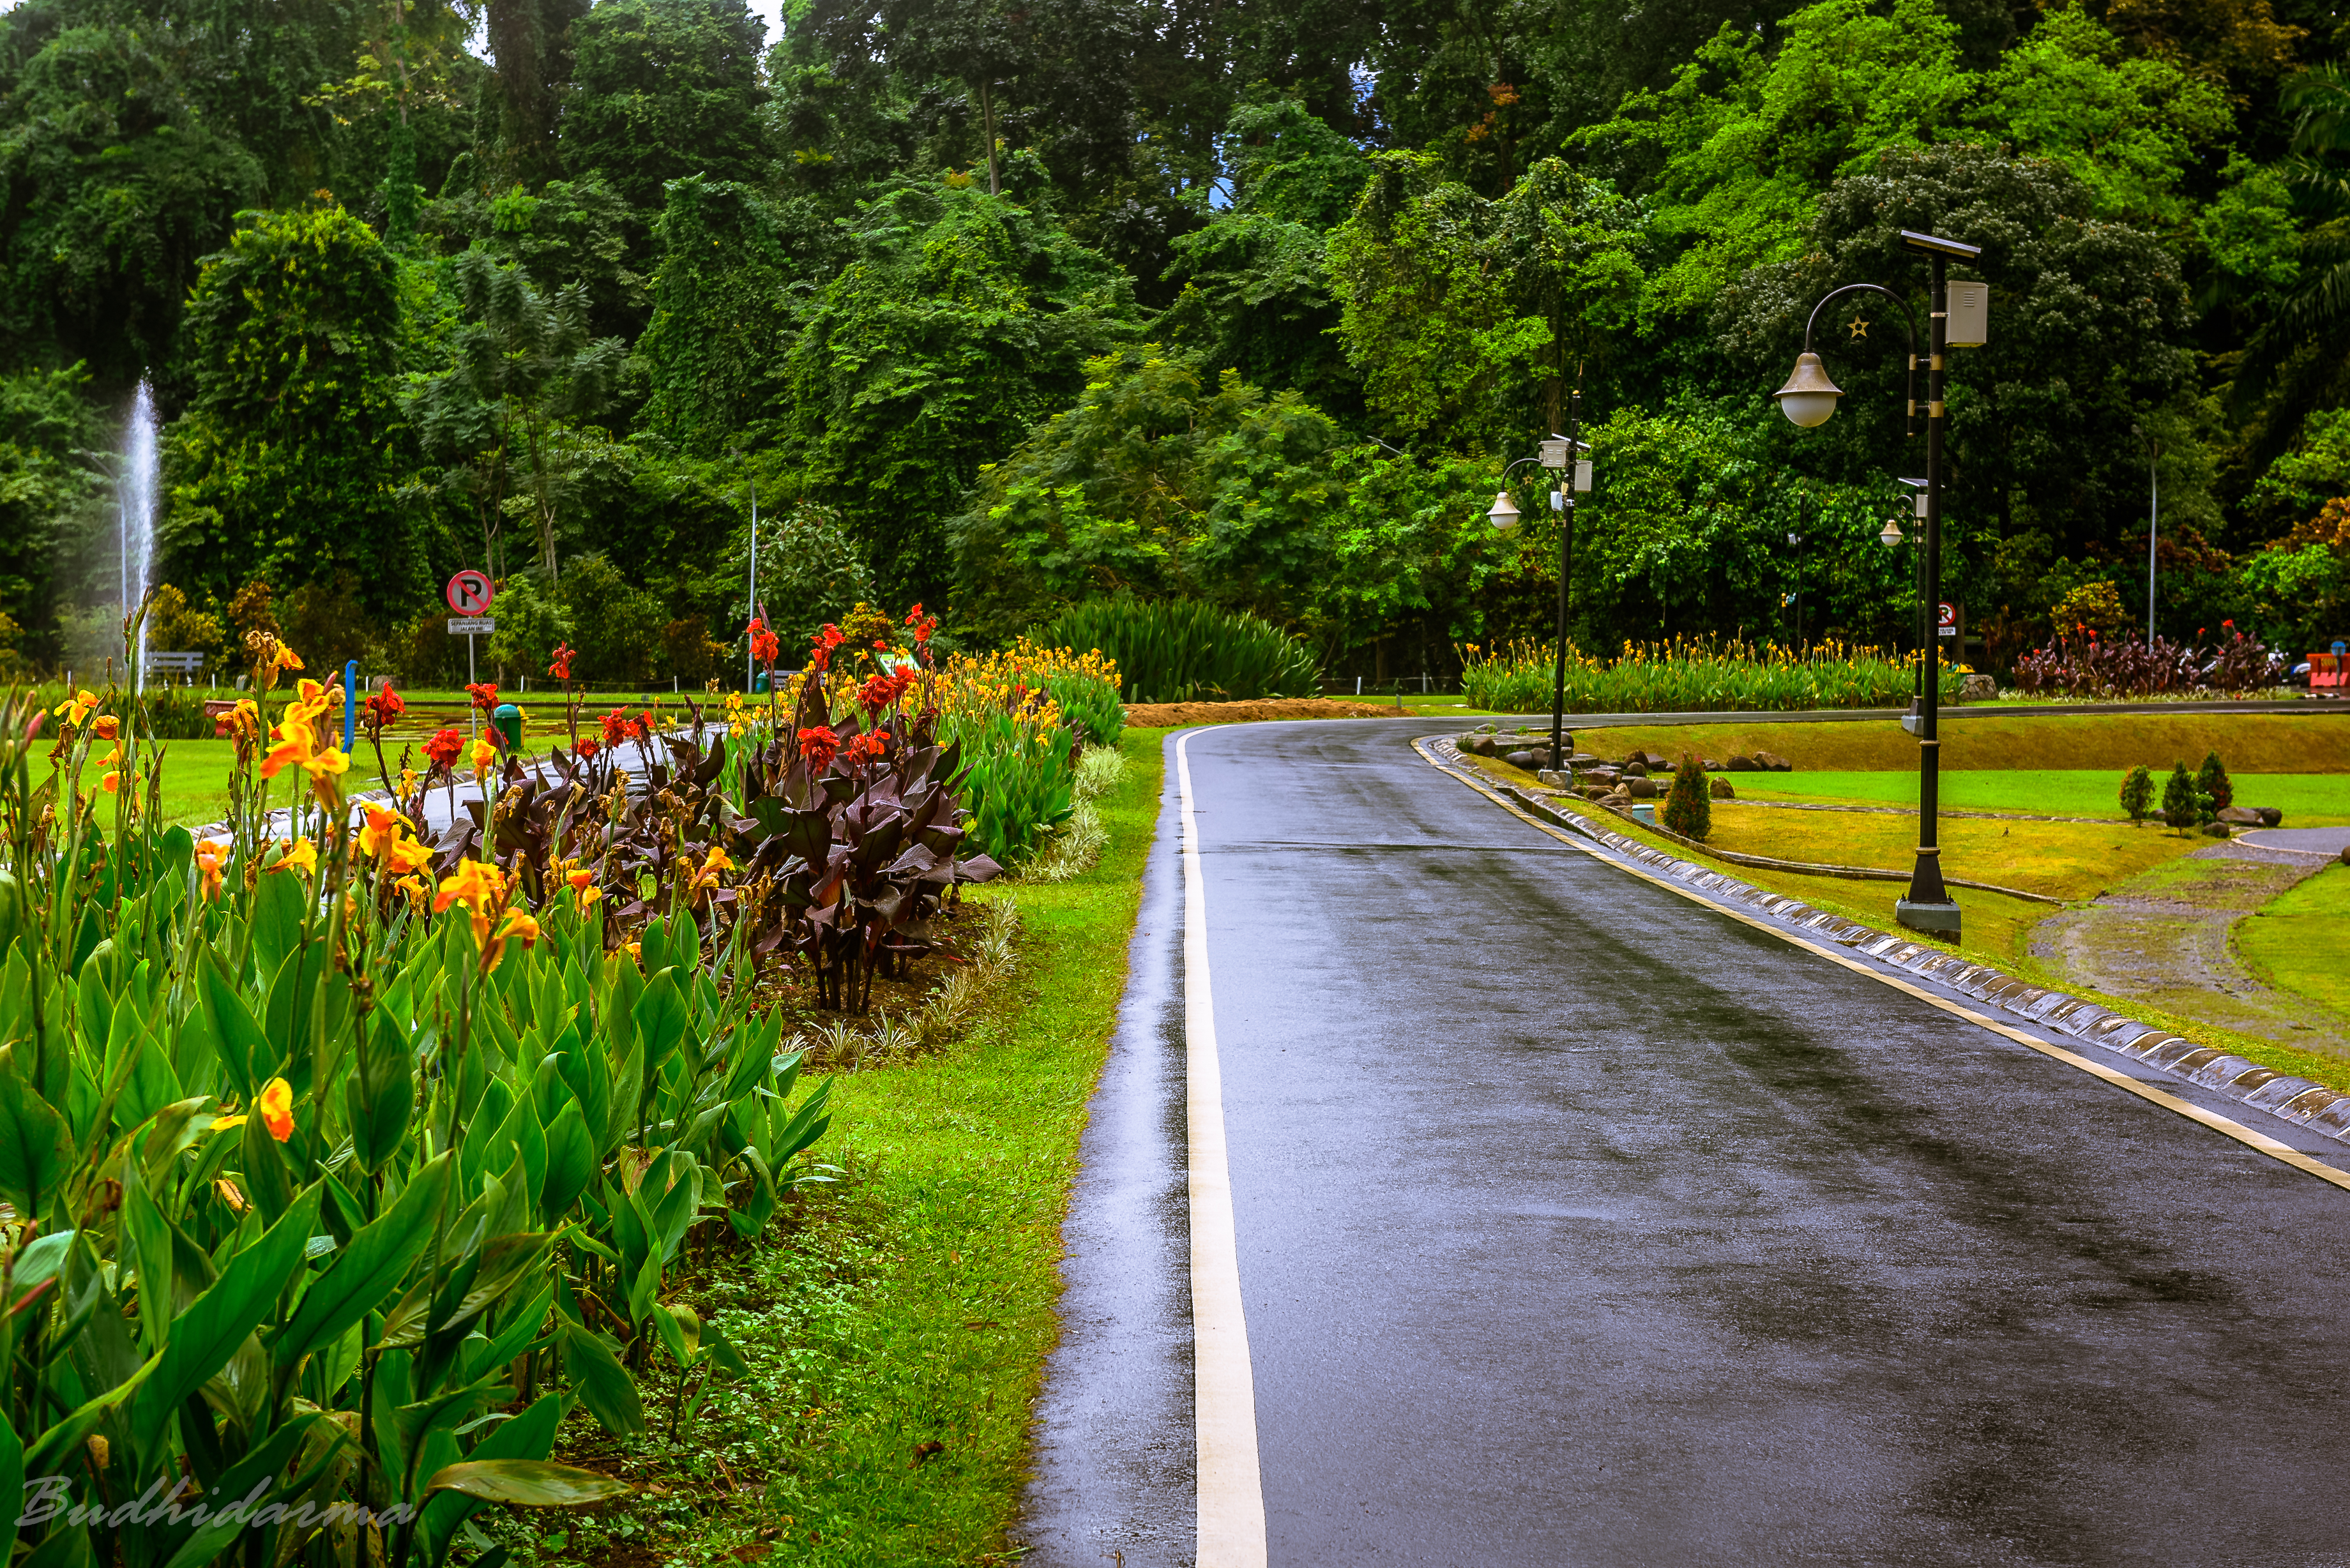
747,617 -> 781,668
576,737 -> 598,759
465,681 -> 499,714
600,709 -> 629,747
637,709 -> 655,739
423,727 -> 463,770
361,682 -> 406,735
797,726 -> 840,769
857,672 -> 898,714
549,643 -> 575,681
842,730 -> 886,769
809,624 -> 845,673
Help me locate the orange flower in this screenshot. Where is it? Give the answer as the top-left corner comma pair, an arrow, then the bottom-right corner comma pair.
481,907 -> 540,974
269,838 -> 317,876
470,737 -> 497,780
566,868 -> 602,908
92,714 -> 118,740
260,1078 -> 294,1142
193,838 -> 231,901
357,803 -> 412,860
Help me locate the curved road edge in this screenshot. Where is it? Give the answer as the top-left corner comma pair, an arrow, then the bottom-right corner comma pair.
1421,734 -> 2350,1187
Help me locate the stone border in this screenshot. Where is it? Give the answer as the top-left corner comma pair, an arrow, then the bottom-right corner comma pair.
1420,736 -> 2350,1150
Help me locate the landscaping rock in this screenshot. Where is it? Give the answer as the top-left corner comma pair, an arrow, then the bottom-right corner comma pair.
2201,821 -> 2232,838
1537,769 -> 1571,788
1702,758 -> 1722,772
1960,673 -> 1998,701
1634,750 -> 1671,769
1727,754 -> 1758,771
2340,844 -> 2349,866
1570,752 -> 1602,765
1710,777 -> 1736,800
2258,807 -> 2284,828
2217,806 -> 2262,826
1754,750 -> 1793,772
1628,776 -> 1660,799
1624,761 -> 1649,778
1581,785 -> 1612,801
1584,766 -> 1620,787
1504,750 -> 1536,770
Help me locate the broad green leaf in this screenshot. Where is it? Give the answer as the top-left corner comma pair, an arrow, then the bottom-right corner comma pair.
273,1153 -> 451,1371
0,1403 -> 22,1563
197,951 -> 266,1105
130,1187 -> 319,1456
0,1067 -> 70,1220
559,1323 -> 642,1434
423,1459 -> 630,1507
540,1100 -> 595,1224
248,871 -> 305,993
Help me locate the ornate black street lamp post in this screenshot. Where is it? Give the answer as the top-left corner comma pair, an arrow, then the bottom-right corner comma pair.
1485,390 -> 1593,774
1772,230 -> 1985,939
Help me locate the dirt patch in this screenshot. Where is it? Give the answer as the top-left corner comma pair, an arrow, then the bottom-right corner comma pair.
1125,697 -> 1403,726
2030,841 -> 2350,1050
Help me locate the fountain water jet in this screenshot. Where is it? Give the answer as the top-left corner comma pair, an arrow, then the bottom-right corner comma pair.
118,381 -> 158,690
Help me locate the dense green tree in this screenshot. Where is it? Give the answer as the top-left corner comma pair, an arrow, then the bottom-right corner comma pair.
1159,93 -> 1371,412
1327,154 -> 1646,449
783,174 -> 1141,605
950,346 -> 1346,640
637,177 -> 795,456
404,246 -> 626,582
1717,144 -> 2197,568
165,204 -> 416,613
0,367 -> 105,652
564,0 -> 771,211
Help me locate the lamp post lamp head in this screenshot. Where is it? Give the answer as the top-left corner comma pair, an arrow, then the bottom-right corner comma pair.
1879,516 -> 1906,547
1486,491 -> 1522,531
1773,352 -> 1844,428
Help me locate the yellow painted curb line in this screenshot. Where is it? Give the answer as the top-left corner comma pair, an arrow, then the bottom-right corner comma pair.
1417,740 -> 2350,1197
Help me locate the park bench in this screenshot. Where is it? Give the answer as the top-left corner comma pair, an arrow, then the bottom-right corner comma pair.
145,651 -> 204,681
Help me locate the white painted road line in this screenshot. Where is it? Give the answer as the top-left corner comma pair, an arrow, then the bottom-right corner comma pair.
1178,730 -> 1268,1568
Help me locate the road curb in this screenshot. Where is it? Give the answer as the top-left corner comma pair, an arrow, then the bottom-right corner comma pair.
1421,737 -> 2350,1152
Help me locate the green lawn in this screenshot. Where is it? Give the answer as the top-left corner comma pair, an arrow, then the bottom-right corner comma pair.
2238,863 -> 2350,1023
510,727 -> 1166,1568
1735,769 -> 2350,825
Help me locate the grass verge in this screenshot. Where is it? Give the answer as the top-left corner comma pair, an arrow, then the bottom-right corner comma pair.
500,726 -> 1166,1568
2238,861 -> 2350,1026
1455,750 -> 2350,1095
1734,769 -> 2350,824
1563,712 -> 2350,773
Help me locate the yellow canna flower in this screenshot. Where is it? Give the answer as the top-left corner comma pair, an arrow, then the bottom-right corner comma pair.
470,737 -> 497,780
269,838 -> 317,876
258,1077 -> 294,1141
52,690 -> 97,727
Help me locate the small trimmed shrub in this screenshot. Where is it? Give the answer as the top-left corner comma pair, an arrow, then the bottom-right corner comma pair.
2118,764 -> 2154,825
2161,760 -> 2204,829
2196,750 -> 2233,814
1662,751 -> 1712,840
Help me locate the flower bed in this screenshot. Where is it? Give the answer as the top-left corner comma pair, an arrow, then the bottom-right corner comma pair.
0,605 -> 1118,1565
1459,635 -> 1962,713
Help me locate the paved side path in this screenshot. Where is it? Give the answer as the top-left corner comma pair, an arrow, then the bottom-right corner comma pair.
1024,720 -> 2350,1567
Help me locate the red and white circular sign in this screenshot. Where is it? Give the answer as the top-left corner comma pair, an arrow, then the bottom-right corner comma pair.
446,570 -> 495,615
1936,601 -> 1958,629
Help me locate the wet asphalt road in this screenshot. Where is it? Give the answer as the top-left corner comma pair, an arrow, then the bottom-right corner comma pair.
1024,720 -> 2350,1568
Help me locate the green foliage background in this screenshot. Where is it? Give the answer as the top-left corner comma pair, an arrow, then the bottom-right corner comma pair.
3,0 -> 2347,684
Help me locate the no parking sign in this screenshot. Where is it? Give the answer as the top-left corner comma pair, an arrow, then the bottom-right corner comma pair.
445,569 -> 494,616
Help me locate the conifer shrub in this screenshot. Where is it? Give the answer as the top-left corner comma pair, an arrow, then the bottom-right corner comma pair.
1662,751 -> 1712,840
2196,750 -> 2233,814
2118,764 -> 2154,825
2161,760 -> 2203,829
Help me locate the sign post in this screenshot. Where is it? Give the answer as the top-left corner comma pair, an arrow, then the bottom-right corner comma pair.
446,572 -> 497,733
